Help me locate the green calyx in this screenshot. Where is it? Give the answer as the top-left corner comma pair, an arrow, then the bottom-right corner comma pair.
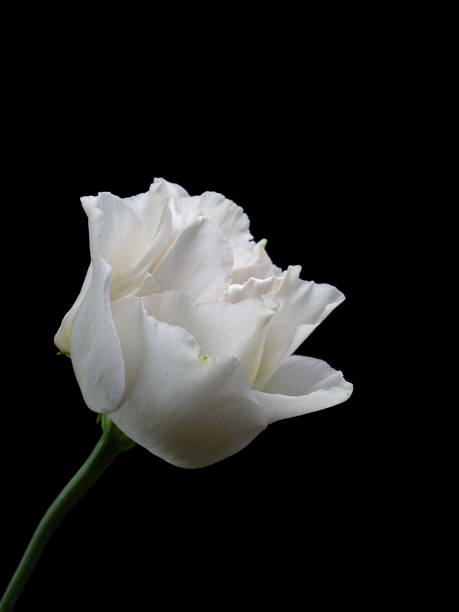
99,414 -> 136,452
55,352 -> 134,452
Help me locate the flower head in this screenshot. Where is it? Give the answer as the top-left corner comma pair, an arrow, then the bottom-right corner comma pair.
56,179 -> 352,468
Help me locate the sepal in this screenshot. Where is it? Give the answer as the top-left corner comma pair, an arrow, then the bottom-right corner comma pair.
100,414 -> 136,452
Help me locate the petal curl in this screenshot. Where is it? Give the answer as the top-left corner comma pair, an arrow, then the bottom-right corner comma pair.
172,191 -> 253,268
124,177 -> 188,237
228,266 -> 345,390
110,296 -> 267,468
230,240 -> 282,285
253,355 -> 353,424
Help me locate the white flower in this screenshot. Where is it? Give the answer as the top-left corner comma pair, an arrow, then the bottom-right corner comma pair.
56,178 -> 352,468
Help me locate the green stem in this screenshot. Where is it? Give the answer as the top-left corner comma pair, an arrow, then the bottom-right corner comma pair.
0,416 -> 135,611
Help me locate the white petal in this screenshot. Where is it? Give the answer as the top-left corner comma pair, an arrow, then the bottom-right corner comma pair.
69,257 -> 125,414
143,290 -> 279,385
251,266 -> 345,389
135,272 -> 161,296
81,193 -> 148,277
56,187 -> 164,356
153,216 -> 233,300
175,192 -> 254,268
123,178 -> 188,237
230,240 -> 282,285
110,297 -> 266,468
110,201 -> 173,298
253,355 -> 353,424
68,203 -> 125,413
82,183 -> 177,300
225,268 -> 287,303
54,264 -> 93,352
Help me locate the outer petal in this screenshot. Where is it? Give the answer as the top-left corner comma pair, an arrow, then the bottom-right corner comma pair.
143,290 -> 279,385
68,206 -> 125,414
55,264 -> 92,352
123,177 -> 188,237
110,296 -> 267,468
82,179 -> 180,300
153,216 -> 233,300
229,266 -> 345,390
172,191 -> 254,267
253,355 -> 353,424
171,190 -> 283,280
81,193 -> 148,277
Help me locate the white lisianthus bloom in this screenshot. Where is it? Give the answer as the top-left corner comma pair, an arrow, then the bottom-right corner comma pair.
56,178 -> 352,468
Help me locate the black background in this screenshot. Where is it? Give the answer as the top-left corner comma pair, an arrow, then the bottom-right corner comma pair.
1,20 -> 406,609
